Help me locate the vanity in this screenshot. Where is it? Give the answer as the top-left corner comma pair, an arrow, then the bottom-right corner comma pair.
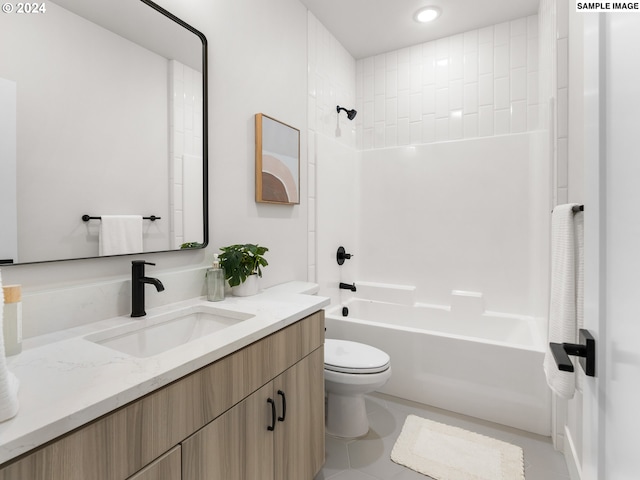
0,285 -> 329,479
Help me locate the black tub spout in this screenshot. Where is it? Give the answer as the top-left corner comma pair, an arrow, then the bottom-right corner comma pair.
339,282 -> 356,292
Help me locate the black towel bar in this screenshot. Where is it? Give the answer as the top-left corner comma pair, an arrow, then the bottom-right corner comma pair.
82,215 -> 161,222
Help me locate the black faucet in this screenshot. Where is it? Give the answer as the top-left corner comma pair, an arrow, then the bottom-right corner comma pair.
131,260 -> 165,317
339,282 -> 356,292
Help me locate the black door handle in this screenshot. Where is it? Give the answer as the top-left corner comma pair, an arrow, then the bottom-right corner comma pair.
549,329 -> 596,377
277,390 -> 286,422
267,398 -> 276,431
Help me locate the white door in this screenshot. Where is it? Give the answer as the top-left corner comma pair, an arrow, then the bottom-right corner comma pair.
582,13 -> 640,480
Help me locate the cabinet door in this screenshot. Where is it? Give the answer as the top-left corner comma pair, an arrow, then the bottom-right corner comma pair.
127,447 -> 181,480
182,382 -> 274,480
273,348 -> 325,480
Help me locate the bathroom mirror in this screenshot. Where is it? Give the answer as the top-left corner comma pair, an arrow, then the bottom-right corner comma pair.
0,0 -> 208,265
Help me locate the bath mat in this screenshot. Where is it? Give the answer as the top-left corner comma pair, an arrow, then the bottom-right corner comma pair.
390,415 -> 525,480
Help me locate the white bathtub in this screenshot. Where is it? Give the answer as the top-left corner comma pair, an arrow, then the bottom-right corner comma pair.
325,298 -> 551,435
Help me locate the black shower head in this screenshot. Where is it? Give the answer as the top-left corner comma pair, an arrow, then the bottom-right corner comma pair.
337,105 -> 357,121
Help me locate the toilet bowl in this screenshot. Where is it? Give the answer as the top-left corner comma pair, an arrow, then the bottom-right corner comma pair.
324,339 -> 391,438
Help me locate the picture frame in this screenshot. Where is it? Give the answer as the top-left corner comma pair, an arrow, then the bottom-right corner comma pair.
255,113 -> 300,205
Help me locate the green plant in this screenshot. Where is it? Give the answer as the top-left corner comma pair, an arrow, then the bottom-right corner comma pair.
219,243 -> 269,287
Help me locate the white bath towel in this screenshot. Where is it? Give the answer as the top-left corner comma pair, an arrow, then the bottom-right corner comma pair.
99,215 -> 143,256
0,269 -> 19,422
543,204 -> 582,399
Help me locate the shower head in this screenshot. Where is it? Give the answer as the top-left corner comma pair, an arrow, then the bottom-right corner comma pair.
337,105 -> 357,121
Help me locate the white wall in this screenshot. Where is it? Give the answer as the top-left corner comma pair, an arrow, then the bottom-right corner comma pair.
0,0 -> 310,339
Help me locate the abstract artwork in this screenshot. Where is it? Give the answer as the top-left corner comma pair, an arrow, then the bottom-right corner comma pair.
255,113 -> 300,204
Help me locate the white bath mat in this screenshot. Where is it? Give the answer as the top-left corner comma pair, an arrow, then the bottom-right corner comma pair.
391,415 -> 525,480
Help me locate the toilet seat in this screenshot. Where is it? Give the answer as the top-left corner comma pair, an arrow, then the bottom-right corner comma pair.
324,339 -> 390,374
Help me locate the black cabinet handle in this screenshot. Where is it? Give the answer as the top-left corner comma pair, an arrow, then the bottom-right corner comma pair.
267,398 -> 276,431
277,390 -> 286,422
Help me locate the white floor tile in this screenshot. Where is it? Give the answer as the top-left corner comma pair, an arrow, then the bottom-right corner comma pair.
316,393 -> 570,480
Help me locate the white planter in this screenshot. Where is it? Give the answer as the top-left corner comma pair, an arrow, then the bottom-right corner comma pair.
232,274 -> 259,297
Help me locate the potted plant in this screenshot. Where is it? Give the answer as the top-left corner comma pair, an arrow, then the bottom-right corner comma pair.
219,243 -> 269,296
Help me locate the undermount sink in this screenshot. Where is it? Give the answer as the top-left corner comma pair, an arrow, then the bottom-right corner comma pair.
85,305 -> 254,358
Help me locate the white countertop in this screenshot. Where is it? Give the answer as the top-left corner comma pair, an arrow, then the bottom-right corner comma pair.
0,281 -> 329,465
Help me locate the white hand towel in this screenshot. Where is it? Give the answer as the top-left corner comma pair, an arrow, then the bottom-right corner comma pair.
99,215 -> 143,256
0,269 -> 19,422
543,204 -> 581,399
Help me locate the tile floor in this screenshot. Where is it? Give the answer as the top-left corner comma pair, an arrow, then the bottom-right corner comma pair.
314,393 -> 571,480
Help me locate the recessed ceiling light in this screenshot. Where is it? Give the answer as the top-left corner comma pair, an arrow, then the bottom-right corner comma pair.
414,6 -> 441,23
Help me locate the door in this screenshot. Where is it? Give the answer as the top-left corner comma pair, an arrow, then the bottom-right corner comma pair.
273,348 -> 325,480
582,12 -> 640,480
181,382 -> 274,480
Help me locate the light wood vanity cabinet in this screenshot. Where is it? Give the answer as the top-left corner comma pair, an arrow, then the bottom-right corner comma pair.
182,348 -> 324,480
0,311 -> 325,480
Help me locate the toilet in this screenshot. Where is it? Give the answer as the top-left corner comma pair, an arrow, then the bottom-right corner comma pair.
324,339 -> 392,438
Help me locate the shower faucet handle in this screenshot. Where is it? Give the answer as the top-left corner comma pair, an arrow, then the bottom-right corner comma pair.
337,246 -> 354,265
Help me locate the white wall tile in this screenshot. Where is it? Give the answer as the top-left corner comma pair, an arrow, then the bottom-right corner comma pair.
385,97 -> 397,125
397,62 -> 410,90
510,67 -> 527,101
557,137 -> 568,188
410,64 -> 422,93
436,58 -> 449,88
423,57 -> 436,85
557,87 -> 568,138
479,73 -> 494,105
397,117 -> 410,145
494,22 -> 510,45
479,105 -> 494,136
450,46 -> 464,80
464,83 -> 478,113
410,93 -> 422,122
374,122 -> 385,148
449,79 -> 463,110
494,76 -> 510,109
363,100 -> 374,129
464,113 -> 479,138
422,85 -> 436,114
436,37 -> 450,57
374,94 -> 385,122
410,121 -> 422,144
494,108 -> 510,134
355,13 -> 539,150
510,35 -> 527,69
386,69 -> 397,98
510,100 -> 527,133
494,44 -> 510,77
464,51 -> 479,84
464,30 -> 478,52
511,18 -> 527,37
449,111 -> 463,139
385,124 -> 397,147
479,42 -> 494,75
436,87 -> 449,118
479,25 -> 494,44
436,117 -> 449,141
422,114 -> 435,143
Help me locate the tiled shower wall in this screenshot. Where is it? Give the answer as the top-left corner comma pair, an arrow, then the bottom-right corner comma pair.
356,16 -> 540,149
306,12 -> 357,282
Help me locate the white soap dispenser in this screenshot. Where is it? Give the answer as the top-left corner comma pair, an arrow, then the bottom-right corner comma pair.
206,254 -> 225,302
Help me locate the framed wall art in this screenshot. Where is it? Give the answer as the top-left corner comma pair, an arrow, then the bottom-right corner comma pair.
255,113 -> 300,204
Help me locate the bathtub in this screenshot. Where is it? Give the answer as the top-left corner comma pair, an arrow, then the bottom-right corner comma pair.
325,298 -> 551,435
